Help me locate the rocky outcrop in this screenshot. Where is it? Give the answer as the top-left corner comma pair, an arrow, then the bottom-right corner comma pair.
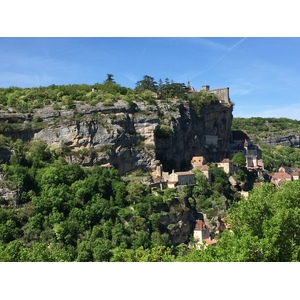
0,99 -> 233,175
259,134 -> 300,148
154,101 -> 232,171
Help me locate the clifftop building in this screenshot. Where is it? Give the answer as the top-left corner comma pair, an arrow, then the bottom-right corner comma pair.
187,82 -> 231,105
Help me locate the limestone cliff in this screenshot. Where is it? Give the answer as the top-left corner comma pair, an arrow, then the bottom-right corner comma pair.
0,99 -> 233,175
259,133 -> 300,148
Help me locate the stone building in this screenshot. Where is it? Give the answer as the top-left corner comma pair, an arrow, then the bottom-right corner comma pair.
271,166 -> 300,186
187,83 -> 231,105
166,170 -> 195,188
193,219 -> 217,249
191,156 -> 212,184
271,171 -> 292,186
202,85 -> 230,104
216,158 -> 235,175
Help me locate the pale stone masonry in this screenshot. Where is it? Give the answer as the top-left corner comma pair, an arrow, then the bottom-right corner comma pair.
192,219 -> 217,249
187,83 -> 231,105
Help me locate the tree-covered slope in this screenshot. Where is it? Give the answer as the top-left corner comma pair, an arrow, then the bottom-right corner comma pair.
232,117 -> 300,172
232,117 -> 300,140
0,139 -> 234,261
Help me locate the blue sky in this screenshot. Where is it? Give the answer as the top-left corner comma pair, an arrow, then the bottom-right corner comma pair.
1,37 -> 300,120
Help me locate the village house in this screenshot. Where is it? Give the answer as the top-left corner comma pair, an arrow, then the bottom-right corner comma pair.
191,156 -> 212,184
271,170 -> 292,187
164,170 -> 195,188
270,166 -> 300,186
278,166 -> 300,180
216,158 -> 235,175
192,219 -> 217,249
151,161 -> 195,189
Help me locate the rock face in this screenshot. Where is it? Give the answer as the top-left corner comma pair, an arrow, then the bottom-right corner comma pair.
159,200 -> 196,245
154,101 -> 232,171
259,134 -> 300,148
0,99 -> 233,175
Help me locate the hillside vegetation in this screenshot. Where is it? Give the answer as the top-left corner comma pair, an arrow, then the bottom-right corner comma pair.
0,75 -> 219,114
232,117 -> 300,172
232,117 -> 300,140
1,137 -> 300,261
0,138 -> 234,261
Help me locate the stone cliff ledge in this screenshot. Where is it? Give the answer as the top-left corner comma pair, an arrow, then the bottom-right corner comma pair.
0,99 -> 233,175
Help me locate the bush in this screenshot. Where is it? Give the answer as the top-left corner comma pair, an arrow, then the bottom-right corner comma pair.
189,90 -> 219,115
155,124 -> 173,138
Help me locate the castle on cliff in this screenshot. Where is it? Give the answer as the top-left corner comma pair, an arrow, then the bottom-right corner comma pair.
187,82 -> 231,105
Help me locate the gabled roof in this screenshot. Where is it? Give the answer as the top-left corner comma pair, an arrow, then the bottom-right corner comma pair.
279,166 -> 293,174
198,165 -> 210,171
194,219 -> 207,230
272,171 -> 292,180
220,158 -> 232,163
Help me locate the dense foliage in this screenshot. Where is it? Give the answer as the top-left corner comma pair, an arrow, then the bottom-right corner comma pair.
0,75 -> 192,114
179,181 -> 300,262
0,82 -> 132,112
232,117 -> 300,140
189,90 -> 219,114
261,144 -> 300,172
2,140 -> 299,262
135,76 -> 188,100
0,136 -> 238,261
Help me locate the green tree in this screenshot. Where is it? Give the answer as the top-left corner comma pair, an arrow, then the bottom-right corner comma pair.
125,181 -> 146,204
232,152 -> 246,167
110,245 -> 175,262
135,75 -> 157,92
180,181 -> 300,262
104,74 -> 115,84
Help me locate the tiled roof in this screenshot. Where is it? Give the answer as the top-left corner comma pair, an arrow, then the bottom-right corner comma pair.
199,165 -> 210,171
175,171 -> 194,176
194,219 -> 207,230
220,158 -> 231,163
193,165 -> 210,171
272,171 -> 292,180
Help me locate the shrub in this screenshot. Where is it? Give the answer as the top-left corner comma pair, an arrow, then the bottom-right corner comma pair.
155,124 -> 173,139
